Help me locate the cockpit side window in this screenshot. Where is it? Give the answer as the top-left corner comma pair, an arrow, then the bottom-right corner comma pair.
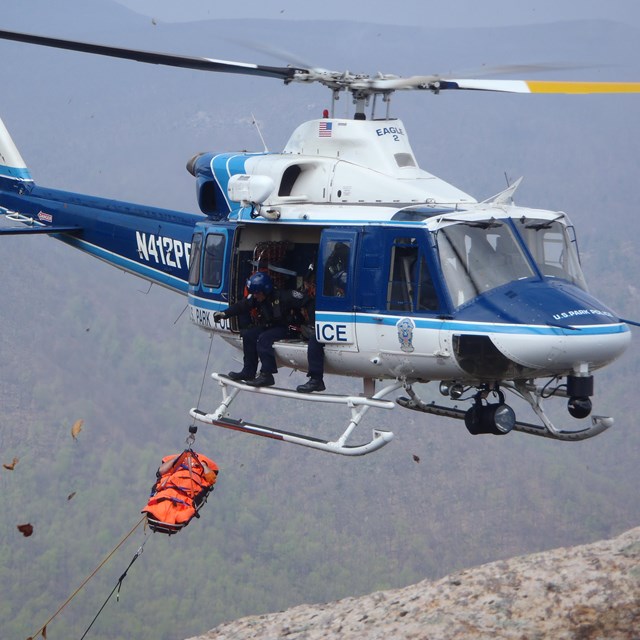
516,219 -> 587,290
387,238 -> 439,312
388,238 -> 417,311
188,232 -> 203,286
387,238 -> 438,312
417,255 -> 439,311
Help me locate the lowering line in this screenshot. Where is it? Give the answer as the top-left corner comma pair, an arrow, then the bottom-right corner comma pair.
78,532 -> 153,639
26,515 -> 148,640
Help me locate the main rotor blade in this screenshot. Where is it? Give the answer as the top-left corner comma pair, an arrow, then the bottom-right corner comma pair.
420,78 -> 640,94
3,29 -> 639,96
0,29 -> 303,81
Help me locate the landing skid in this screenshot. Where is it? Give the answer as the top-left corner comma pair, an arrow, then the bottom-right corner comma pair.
190,374 -> 402,456
397,384 -> 613,441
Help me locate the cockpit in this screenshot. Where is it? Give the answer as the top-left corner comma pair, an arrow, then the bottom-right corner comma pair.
434,216 -> 587,309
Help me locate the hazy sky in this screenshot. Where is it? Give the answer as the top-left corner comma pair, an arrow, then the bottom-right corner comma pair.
114,0 -> 640,27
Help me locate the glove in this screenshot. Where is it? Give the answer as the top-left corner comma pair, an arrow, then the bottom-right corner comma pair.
213,312 -> 226,322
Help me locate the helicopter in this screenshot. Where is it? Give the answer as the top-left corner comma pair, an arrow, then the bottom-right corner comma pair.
0,29 -> 638,456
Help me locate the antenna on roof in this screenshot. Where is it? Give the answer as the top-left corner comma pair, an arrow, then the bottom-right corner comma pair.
251,113 -> 269,153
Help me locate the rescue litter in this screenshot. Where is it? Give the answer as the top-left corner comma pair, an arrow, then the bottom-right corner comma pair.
142,448 -> 219,534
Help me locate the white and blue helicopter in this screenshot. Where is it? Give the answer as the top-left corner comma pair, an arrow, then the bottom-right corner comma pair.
1,29 -> 638,456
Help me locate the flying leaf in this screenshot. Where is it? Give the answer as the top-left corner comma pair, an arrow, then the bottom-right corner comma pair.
67,492 -> 77,501
17,523 -> 34,537
3,456 -> 19,470
412,454 -> 421,463
71,419 -> 84,440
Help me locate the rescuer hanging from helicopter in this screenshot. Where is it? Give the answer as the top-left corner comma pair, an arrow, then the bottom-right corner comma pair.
213,272 -> 309,387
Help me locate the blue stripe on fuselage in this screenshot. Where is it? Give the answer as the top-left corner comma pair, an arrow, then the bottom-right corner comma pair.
0,165 -> 32,181
211,154 -> 248,211
345,313 -> 629,337
186,297 -> 630,338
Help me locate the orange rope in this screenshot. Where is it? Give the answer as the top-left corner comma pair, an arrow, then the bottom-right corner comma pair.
27,515 -> 147,640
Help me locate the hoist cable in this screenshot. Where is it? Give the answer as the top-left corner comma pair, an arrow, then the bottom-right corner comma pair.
191,333 -> 214,430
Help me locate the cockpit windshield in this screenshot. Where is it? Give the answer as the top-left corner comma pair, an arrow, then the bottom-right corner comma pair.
515,218 -> 587,290
436,221 -> 534,307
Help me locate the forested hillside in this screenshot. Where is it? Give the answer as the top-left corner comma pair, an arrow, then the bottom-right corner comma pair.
1,5 -> 639,639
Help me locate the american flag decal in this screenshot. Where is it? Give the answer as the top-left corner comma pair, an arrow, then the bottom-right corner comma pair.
319,121 -> 332,137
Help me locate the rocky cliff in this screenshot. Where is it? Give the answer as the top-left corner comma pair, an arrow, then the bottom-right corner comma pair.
187,526 -> 640,640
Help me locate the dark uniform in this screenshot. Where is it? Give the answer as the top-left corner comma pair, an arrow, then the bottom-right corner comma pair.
296,269 -> 326,393
298,296 -> 325,385
217,288 -> 308,384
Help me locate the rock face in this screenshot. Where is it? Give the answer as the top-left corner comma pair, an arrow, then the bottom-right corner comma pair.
187,527 -> 640,640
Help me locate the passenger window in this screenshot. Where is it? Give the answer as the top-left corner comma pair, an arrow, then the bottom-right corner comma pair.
188,233 -> 203,286
202,234 -> 225,288
323,241 -> 350,297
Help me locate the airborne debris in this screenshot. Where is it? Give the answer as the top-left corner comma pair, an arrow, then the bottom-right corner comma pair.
3,456 -> 19,470
71,419 -> 84,440
17,523 -> 33,537
412,454 -> 421,463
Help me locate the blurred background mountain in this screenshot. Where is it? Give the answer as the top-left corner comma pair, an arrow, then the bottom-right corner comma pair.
1,2 -> 639,638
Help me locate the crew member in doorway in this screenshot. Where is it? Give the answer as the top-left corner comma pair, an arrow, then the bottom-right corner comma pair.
296,265 -> 325,393
214,272 -> 306,388
323,241 -> 349,297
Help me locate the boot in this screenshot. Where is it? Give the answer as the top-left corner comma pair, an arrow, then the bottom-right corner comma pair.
245,372 -> 275,387
227,370 -> 255,381
296,378 -> 326,393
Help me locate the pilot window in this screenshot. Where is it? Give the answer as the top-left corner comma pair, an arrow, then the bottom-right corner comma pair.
387,238 -> 438,312
436,222 -> 534,307
188,232 -> 203,286
202,233 -> 225,289
323,240 -> 350,297
515,218 -> 587,290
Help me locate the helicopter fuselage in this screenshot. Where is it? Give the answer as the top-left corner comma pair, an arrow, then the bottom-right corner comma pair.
0,117 -> 630,390
186,204 -> 629,385
0,114 -> 633,451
